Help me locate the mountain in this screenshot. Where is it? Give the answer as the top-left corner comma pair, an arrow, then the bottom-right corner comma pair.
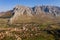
9,5 -> 60,24
11,5 -> 60,17
0,5 -> 60,24
0,10 -> 14,18
0,5 -> 60,40
33,6 -> 60,16
1,5 -> 60,18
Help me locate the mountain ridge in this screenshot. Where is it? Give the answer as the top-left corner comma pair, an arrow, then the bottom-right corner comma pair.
1,5 -> 60,17
0,5 -> 60,24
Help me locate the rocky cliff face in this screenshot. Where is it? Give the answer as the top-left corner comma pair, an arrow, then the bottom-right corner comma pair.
6,5 -> 60,24
13,5 -> 33,16
1,5 -> 60,18
12,5 -> 60,16
32,6 -> 60,16
9,5 -> 34,24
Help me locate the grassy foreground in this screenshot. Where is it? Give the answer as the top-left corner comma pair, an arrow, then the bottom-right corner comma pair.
0,18 -> 59,40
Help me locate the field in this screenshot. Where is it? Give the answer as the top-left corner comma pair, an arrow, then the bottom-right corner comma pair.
0,18 -> 59,40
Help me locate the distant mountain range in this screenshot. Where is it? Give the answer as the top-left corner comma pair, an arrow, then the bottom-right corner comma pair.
0,10 -> 13,18
33,6 -> 60,16
0,5 -> 60,17
0,5 -> 60,24
13,5 -> 60,16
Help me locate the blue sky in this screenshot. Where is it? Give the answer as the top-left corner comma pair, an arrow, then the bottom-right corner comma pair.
0,0 -> 60,12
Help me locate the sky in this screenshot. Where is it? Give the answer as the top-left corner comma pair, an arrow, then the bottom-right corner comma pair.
0,0 -> 60,12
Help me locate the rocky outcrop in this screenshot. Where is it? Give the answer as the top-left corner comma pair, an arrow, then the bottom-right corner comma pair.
1,5 -> 60,18
5,5 -> 60,24
9,5 -> 34,24
13,5 -> 33,16
33,6 -> 60,16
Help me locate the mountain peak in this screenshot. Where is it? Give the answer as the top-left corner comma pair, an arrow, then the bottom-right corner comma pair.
0,5 -> 60,24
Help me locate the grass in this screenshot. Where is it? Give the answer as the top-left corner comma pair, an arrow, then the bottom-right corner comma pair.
2,36 -> 16,40
0,17 -> 59,40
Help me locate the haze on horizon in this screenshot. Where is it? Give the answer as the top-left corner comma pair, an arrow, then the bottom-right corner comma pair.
0,0 -> 60,12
